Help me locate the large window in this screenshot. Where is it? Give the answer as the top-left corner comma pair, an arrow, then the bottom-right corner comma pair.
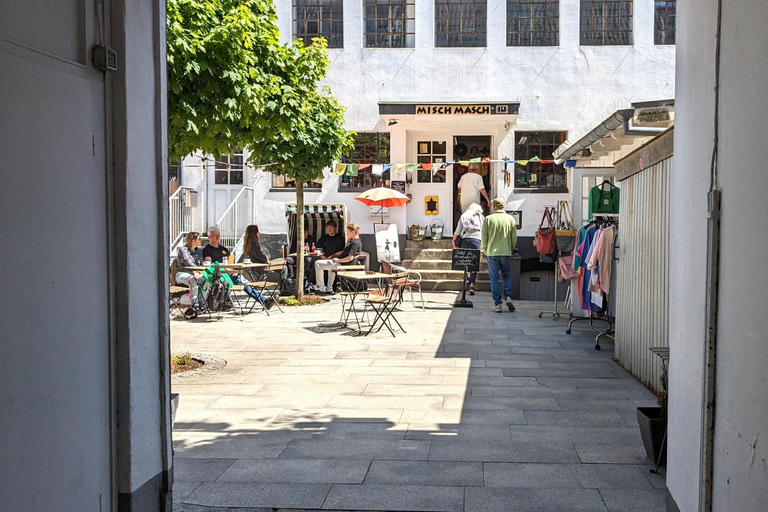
507,0 -> 559,47
340,133 -> 391,190
416,140 -> 447,183
435,0 -> 487,48
580,0 -> 633,46
364,0 -> 415,48
654,1 -> 675,45
215,150 -> 243,185
514,132 -> 568,191
293,0 -> 343,49
272,175 -> 323,189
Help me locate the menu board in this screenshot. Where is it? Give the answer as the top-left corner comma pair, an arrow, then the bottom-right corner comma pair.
451,248 -> 480,272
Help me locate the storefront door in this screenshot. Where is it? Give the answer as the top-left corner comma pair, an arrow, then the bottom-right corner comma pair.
408,138 -> 451,235
452,136 -> 492,228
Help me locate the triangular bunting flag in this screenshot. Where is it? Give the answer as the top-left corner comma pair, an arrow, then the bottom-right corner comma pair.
539,159 -> 554,164
395,163 -> 407,171
443,161 -> 456,167
383,163 -> 394,172
371,164 -> 384,176
358,163 -> 372,171
529,156 -> 541,163
565,159 -> 578,167
347,163 -> 360,176
482,157 -> 492,163
421,162 -> 433,170
335,163 -> 347,176
517,160 -> 529,166
469,157 -> 482,163
459,160 -> 470,166
406,163 -> 419,173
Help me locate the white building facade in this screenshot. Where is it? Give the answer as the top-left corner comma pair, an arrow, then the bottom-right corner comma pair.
181,0 -> 676,261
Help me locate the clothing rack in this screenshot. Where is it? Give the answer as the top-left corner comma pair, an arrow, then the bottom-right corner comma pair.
565,214 -> 618,350
537,204 -> 570,320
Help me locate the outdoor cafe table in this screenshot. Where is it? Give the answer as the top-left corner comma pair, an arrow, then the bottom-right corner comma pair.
336,271 -> 392,335
186,262 -> 267,273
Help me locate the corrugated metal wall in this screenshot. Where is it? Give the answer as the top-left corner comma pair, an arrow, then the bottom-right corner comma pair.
616,158 -> 671,394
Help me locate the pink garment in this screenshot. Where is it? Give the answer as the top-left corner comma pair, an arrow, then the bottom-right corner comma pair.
587,228 -> 605,271
597,226 -> 615,292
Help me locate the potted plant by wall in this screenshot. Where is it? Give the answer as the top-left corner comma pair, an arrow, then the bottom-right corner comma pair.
637,354 -> 668,466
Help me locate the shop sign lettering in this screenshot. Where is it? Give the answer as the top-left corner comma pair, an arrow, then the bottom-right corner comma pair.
416,105 -> 491,115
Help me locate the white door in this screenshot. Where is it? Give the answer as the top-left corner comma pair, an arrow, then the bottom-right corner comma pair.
407,137 -> 452,236
207,150 -> 245,225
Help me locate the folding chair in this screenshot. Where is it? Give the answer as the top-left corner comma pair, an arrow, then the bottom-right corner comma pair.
246,261 -> 286,314
169,258 -> 190,318
364,273 -> 407,337
381,260 -> 425,310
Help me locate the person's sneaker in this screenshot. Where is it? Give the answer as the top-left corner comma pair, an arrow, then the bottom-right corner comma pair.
491,304 -> 503,313
469,285 -> 475,296
505,297 -> 516,312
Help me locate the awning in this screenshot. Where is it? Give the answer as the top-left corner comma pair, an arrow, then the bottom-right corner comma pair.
285,204 -> 347,246
285,204 -> 345,215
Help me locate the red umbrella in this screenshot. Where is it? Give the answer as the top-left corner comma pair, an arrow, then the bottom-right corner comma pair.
355,187 -> 410,222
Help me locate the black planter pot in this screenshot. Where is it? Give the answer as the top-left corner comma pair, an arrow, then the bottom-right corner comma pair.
637,406 -> 667,466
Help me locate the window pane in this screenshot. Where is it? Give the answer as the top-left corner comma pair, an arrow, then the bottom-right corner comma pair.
435,0 -> 487,47
364,0 -> 416,48
514,131 -> 568,190
293,0 -> 344,48
580,0 -> 633,46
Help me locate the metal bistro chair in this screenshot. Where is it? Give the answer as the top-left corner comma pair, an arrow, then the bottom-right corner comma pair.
169,258 -> 192,319
364,272 -> 407,337
243,261 -> 286,315
380,260 -> 425,311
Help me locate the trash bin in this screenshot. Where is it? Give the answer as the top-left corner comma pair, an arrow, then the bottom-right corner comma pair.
430,218 -> 445,240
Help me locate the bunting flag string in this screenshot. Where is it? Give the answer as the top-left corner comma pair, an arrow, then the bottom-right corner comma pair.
334,156 -> 560,177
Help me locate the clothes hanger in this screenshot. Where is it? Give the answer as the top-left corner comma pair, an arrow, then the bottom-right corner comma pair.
599,180 -> 616,190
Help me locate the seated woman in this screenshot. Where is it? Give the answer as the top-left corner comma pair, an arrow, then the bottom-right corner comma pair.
314,223 -> 362,294
176,231 -> 205,317
236,225 -> 276,309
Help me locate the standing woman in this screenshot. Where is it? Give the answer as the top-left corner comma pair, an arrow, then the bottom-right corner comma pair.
452,203 -> 485,295
457,163 -> 490,213
176,231 -> 204,317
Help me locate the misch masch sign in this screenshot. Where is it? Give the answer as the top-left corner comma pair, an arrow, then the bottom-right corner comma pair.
379,103 -> 520,116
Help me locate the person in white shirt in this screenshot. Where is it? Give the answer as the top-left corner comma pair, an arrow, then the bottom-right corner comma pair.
457,163 -> 490,213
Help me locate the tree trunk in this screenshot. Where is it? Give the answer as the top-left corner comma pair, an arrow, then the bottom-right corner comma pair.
295,180 -> 304,300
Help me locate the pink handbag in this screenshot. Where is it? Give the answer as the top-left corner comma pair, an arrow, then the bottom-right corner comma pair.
559,255 -> 578,280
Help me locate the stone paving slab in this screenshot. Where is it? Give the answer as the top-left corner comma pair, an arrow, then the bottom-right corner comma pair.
170,294 -> 664,511
322,484 -> 464,512
464,487 -> 608,512
186,482 -> 332,509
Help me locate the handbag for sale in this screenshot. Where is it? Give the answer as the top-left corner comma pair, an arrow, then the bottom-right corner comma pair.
535,208 -> 557,255
558,255 -> 579,281
555,201 -> 576,253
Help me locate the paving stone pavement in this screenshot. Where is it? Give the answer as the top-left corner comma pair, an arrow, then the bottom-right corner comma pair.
171,292 -> 666,511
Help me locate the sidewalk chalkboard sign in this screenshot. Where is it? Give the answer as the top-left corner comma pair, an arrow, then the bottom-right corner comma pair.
452,248 -> 480,272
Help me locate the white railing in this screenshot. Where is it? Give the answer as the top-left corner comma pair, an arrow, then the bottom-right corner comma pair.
214,187 -> 256,261
169,186 -> 204,251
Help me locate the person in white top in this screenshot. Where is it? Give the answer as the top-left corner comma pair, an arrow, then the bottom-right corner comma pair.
457,163 -> 490,213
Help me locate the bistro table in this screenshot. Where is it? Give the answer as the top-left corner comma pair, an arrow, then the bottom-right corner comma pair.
336,271 -> 392,335
186,262 -> 270,315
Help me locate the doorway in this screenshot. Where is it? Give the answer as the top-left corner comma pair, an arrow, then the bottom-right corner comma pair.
453,136 -> 492,229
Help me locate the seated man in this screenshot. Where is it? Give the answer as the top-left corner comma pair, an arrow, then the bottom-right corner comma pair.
310,219 -> 346,283
202,226 -> 229,263
314,223 -> 362,293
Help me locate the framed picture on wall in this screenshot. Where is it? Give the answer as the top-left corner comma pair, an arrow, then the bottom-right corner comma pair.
391,180 -> 406,194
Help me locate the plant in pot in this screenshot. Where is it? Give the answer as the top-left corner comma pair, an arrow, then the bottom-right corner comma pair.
637,357 -> 668,466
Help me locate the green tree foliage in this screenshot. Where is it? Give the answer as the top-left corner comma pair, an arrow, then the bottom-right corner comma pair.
250,38 -> 354,298
166,0 -> 282,160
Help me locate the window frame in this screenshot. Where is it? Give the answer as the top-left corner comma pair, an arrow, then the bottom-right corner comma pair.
513,131 -> 569,193
434,0 -> 488,48
579,0 -> 633,46
270,174 -> 323,191
364,0 -> 416,49
339,132 -> 392,192
654,0 -> 676,45
416,140 -> 447,184
214,150 -> 244,186
292,0 -> 344,49
506,0 -> 560,47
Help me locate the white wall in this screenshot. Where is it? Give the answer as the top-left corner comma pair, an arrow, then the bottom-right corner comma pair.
670,1 -> 768,510
0,2 -> 112,510
0,0 -> 171,510
186,0 -> 675,239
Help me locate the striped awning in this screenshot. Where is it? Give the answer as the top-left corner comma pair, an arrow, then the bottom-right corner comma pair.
285,204 -> 344,215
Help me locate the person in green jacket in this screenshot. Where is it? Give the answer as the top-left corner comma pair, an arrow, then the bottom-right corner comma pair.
481,197 -> 518,312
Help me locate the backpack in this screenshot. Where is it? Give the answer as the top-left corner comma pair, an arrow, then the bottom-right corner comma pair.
200,264 -> 232,311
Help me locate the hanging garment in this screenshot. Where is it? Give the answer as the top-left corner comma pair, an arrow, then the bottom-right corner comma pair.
576,226 -> 603,311
596,226 -> 615,293
588,184 -> 620,218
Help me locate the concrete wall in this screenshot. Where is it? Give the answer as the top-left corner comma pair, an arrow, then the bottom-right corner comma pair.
670,1 -> 768,510
0,0 -> 171,510
184,0 -> 675,240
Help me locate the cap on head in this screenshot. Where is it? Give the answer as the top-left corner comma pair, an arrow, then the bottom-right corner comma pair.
492,197 -> 506,209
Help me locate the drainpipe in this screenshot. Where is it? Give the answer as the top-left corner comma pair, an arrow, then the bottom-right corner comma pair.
699,0 -> 723,509
622,117 -> 668,136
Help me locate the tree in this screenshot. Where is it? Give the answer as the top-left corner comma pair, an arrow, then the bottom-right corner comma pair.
249,38 -> 354,299
166,0 -> 283,160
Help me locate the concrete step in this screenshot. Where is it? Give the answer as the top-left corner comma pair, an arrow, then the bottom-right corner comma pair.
404,248 -> 454,261
402,259 -> 489,271
405,238 -> 453,250
419,279 -> 493,292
